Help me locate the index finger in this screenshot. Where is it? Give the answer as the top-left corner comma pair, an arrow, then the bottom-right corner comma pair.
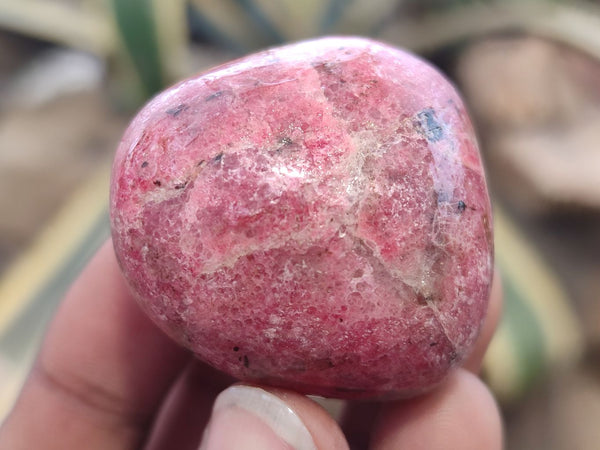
0,241 -> 191,450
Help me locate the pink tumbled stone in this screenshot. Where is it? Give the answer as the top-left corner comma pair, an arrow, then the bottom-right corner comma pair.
110,37 -> 493,399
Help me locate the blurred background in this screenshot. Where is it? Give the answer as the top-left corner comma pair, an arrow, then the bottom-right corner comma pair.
0,1 -> 598,448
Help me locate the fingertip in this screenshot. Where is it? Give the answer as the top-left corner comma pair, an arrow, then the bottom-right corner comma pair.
200,384 -> 349,450
371,369 -> 503,450
270,389 -> 349,450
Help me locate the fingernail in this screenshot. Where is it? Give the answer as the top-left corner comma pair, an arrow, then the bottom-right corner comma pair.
199,385 -> 317,450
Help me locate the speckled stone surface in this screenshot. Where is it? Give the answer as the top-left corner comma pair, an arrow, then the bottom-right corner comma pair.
110,37 -> 493,399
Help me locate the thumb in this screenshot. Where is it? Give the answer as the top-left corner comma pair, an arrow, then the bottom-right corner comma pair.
199,385 -> 349,450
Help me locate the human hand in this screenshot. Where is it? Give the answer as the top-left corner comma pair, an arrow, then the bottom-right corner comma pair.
0,241 -> 502,449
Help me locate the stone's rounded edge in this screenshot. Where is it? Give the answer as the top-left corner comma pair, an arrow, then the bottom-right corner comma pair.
109,36 -> 494,399
194,36 -> 423,83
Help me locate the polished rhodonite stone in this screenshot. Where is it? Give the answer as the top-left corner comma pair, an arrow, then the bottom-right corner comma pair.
110,37 -> 493,399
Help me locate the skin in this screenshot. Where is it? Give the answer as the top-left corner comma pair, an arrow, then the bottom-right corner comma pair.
0,241 -> 503,449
